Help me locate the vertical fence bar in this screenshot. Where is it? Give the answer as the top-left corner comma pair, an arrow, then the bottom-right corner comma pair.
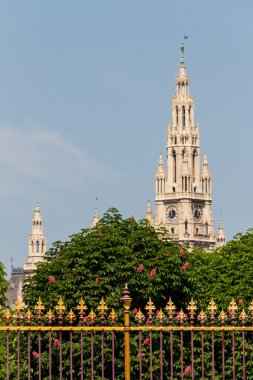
239,309 -> 247,380
88,308 -> 97,380
109,309 -> 118,380
77,298 -> 87,380
121,284 -> 132,380
221,329 -> 225,380
28,329 -> 31,380
156,309 -> 165,380
135,309 -> 144,380
198,309 -> 207,380
80,329 -> 84,380
91,328 -> 94,380
6,329 -> 10,380
149,329 -> 153,380
66,309 -> 76,380
166,298 -> 175,380
218,309 -> 227,380
25,308 -> 33,380
49,330 -> 52,380
180,329 -> 184,379
98,298 -> 107,380
145,298 -> 155,380
138,330 -> 142,380
46,309 -> 54,380
187,298 -> 197,380
170,330 -> 173,380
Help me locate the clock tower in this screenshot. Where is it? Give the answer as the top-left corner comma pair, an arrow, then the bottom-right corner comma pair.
148,43 -> 219,249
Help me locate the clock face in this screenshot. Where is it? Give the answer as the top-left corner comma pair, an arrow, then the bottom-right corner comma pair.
193,206 -> 203,222
166,206 -> 178,222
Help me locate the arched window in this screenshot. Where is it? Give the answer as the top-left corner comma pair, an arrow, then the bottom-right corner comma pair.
176,106 -> 179,125
185,220 -> 188,233
189,106 -> 191,123
36,241 -> 39,253
182,106 -> 185,127
171,228 -> 174,235
205,223 -> 208,236
196,228 -> 199,235
31,241 -> 34,253
173,150 -> 176,183
192,149 -> 197,182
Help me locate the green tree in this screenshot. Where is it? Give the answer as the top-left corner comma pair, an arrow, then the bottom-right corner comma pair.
24,208 -> 194,312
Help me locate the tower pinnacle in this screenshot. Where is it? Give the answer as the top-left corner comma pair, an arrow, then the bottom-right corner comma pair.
180,42 -> 185,64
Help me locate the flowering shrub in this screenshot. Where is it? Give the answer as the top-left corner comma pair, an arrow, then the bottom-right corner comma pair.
32,351 -> 39,359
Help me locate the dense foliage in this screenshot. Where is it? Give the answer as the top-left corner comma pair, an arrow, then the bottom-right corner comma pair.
23,208 -> 195,312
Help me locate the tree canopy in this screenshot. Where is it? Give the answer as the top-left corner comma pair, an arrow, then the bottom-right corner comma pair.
23,208 -> 195,313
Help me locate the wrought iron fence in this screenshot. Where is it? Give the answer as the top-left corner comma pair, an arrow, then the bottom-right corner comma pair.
2,285 -> 253,379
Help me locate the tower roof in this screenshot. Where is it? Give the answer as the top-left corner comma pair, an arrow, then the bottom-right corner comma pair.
156,154 -> 165,178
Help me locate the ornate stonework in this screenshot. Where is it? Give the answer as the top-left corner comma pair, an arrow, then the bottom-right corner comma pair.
147,43 -> 225,249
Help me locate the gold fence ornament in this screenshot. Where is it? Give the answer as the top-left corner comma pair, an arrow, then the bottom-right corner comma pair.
4,308 -> 12,324
177,309 -> 186,324
198,309 -> 207,324
145,298 -> 156,317
98,297 -> 108,317
239,309 -> 248,324
121,284 -> 132,311
165,297 -> 176,319
35,297 -> 45,319
228,298 -> 238,320
67,309 -> 76,324
24,308 -> 34,324
77,298 -> 87,317
187,298 -> 197,319
46,309 -> 55,324
56,297 -> 66,318
13,298 -> 24,320
135,309 -> 145,324
207,298 -> 217,318
156,309 -> 166,324
88,308 -> 97,323
218,309 -> 227,324
108,309 -> 118,324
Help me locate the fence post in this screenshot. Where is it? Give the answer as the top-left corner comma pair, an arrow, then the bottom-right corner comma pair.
121,284 -> 132,380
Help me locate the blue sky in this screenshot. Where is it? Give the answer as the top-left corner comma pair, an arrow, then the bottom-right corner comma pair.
0,1 -> 252,275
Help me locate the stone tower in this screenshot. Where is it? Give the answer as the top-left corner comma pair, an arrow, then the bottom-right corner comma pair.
150,43 -> 217,249
23,202 -> 47,274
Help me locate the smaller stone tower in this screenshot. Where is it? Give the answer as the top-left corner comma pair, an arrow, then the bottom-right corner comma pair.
23,202 -> 47,274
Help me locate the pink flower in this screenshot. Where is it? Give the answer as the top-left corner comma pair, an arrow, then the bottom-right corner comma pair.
181,262 -> 189,270
137,264 -> 144,273
32,351 -> 39,359
146,317 -> 152,325
180,249 -> 185,255
184,365 -> 191,376
144,337 -> 150,344
48,276 -> 55,283
150,268 -> 156,277
95,278 -> 100,284
54,338 -> 60,347
137,352 -> 145,357
83,316 -> 89,323
238,299 -> 244,306
133,308 -> 138,314
56,252 -> 60,260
